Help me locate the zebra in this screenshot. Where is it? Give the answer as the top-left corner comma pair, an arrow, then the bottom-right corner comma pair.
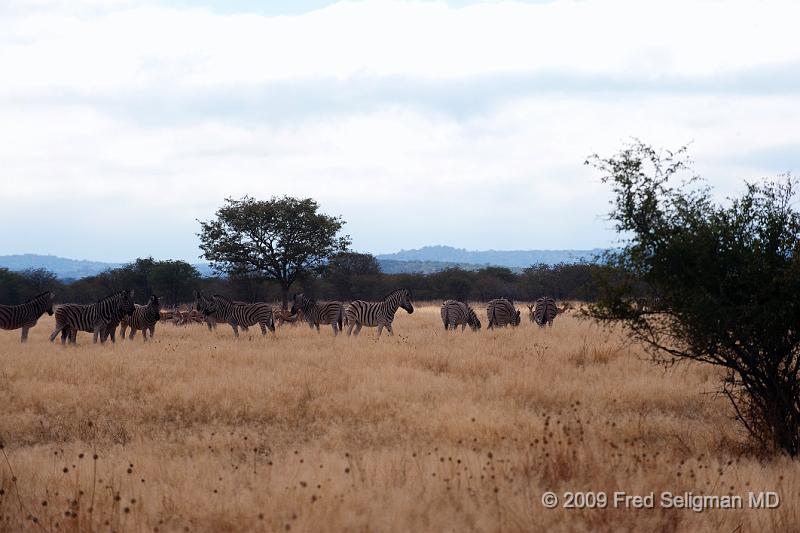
194,290 -> 221,331
203,294 -> 275,337
344,288 -> 414,336
48,290 -> 135,345
0,291 -> 55,342
291,293 -> 344,335
440,300 -> 481,331
486,298 -> 520,329
532,297 -> 571,327
194,291 -> 250,331
120,295 -> 161,341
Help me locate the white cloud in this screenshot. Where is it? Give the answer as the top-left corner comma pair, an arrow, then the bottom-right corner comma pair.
0,0 -> 798,261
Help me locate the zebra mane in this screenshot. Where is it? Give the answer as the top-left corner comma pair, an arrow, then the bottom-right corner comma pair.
213,294 -> 232,303
94,290 -> 129,305
28,291 -> 54,303
382,288 -> 409,301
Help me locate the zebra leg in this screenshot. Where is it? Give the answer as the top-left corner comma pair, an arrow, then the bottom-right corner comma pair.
120,324 -> 127,339
385,323 -> 394,336
21,326 -> 29,343
230,323 -> 240,337
376,324 -> 384,336
129,328 -> 137,340
346,321 -> 356,336
69,329 -> 77,345
149,325 -> 156,339
315,324 -> 320,333
331,323 -> 338,336
353,323 -> 362,336
461,324 -> 466,332
259,322 -> 267,336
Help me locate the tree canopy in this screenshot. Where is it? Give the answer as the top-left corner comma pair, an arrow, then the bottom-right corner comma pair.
198,196 -> 351,307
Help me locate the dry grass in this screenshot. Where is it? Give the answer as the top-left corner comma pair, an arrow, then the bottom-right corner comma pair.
0,304 -> 797,532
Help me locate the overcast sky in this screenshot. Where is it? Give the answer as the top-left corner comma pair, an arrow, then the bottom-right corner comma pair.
1,0 -> 799,262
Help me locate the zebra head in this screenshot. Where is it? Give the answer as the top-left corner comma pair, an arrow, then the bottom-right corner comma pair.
290,293 -> 309,316
149,295 -> 161,309
399,289 -> 414,314
467,307 -> 482,331
44,291 -> 55,316
119,289 -> 136,317
194,290 -> 214,317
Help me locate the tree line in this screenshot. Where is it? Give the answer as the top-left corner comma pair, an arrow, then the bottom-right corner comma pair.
0,255 -> 602,306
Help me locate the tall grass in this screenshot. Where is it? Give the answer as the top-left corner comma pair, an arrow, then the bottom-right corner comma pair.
0,304 -> 795,531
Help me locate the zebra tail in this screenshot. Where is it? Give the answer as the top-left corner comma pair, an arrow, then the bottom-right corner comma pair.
48,323 -> 66,343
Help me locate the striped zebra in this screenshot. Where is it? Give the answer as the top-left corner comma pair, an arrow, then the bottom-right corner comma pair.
48,290 -> 135,345
0,291 -> 55,342
440,300 -> 481,331
194,291 -> 250,331
291,293 -> 344,335
532,297 -> 571,327
532,297 -> 557,327
486,298 -> 520,329
120,295 -> 161,341
202,294 -> 275,337
194,290 -> 220,331
344,288 -> 414,336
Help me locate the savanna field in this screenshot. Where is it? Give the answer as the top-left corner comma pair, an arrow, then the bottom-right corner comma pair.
0,305 -> 797,532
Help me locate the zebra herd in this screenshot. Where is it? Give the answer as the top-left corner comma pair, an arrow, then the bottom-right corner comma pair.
0,289 -> 571,344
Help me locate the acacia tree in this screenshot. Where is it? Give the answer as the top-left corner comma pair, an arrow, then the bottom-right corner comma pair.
198,196 -> 351,308
586,141 -> 800,456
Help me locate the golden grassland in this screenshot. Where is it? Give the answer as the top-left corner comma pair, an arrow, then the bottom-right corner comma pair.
0,304 -> 797,532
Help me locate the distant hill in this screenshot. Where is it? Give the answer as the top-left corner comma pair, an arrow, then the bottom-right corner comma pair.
377,259 -> 496,274
0,254 -> 124,280
0,254 -> 214,280
1,247 -> 601,279
376,246 -> 602,270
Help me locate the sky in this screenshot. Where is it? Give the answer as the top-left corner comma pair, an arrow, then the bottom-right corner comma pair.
1,0 -> 799,262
